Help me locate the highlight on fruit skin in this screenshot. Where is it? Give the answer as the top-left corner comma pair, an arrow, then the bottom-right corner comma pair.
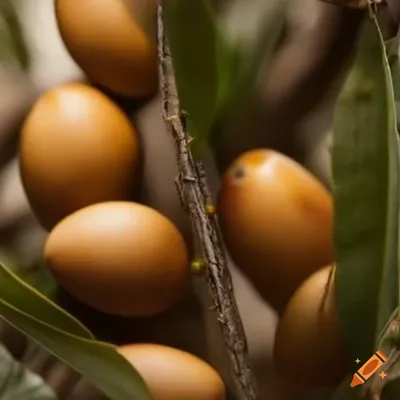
273,265 -> 348,388
55,0 -> 158,97
44,201 -> 190,317
118,343 -> 226,400
217,148 -> 334,313
19,83 -> 139,231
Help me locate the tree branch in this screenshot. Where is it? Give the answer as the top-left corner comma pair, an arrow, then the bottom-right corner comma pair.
156,2 -> 258,399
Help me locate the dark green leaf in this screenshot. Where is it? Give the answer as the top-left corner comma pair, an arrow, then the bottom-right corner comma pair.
0,263 -> 152,400
164,0 -> 231,153
0,248 -> 58,297
332,15 -> 399,366
386,36 -> 400,130
330,22 -> 400,400
0,301 -> 151,400
0,343 -> 56,399
386,37 -> 400,98
0,0 -> 29,69
0,263 -> 91,338
19,263 -> 58,298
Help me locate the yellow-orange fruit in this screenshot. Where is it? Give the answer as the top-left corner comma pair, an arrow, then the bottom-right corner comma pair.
217,149 -> 333,313
20,83 -> 139,231
118,344 -> 226,400
274,266 -> 347,388
44,202 -> 189,316
55,0 -> 158,97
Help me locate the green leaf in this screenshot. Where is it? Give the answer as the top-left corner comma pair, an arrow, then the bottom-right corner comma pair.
0,0 -> 29,69
0,248 -> 58,297
0,343 -> 56,399
19,263 -> 58,298
386,36 -> 400,131
330,23 -> 400,400
332,15 -> 400,365
164,0 -> 231,153
386,34 -> 400,309
0,301 -> 151,400
0,263 -> 152,400
0,263 -> 91,338
212,1 -> 287,139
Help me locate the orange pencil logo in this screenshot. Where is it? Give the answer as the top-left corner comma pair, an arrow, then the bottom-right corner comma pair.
350,350 -> 387,387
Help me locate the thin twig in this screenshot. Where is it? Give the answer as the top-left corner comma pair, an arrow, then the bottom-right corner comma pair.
157,2 -> 258,399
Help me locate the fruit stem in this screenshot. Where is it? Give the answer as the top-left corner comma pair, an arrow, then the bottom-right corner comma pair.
157,3 -> 258,400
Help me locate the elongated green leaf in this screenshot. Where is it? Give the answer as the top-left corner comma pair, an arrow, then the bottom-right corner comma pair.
164,0 -> 231,152
0,343 -> 56,399
386,37 -> 400,98
330,26 -> 400,400
332,15 -> 400,365
386,34 -> 400,309
19,263 -> 58,298
0,263 -> 151,399
373,25 -> 400,400
0,248 -> 58,296
0,263 -> 92,338
0,300 -> 151,400
386,36 -> 400,132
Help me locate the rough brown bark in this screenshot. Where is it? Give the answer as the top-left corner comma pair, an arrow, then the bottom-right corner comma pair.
157,2 -> 258,399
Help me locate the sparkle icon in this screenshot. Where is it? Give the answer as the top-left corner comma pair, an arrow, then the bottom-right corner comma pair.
350,350 -> 388,387
378,371 -> 387,380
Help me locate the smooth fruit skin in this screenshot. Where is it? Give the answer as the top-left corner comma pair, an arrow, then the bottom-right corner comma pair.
217,149 -> 333,313
118,344 -> 226,400
273,266 -> 347,388
20,83 -> 138,231
55,0 -> 158,97
44,202 -> 189,317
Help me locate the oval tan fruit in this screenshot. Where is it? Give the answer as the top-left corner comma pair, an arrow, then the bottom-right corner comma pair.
20,83 -> 139,231
118,343 -> 226,400
217,149 -> 333,313
44,202 -> 189,316
55,0 -> 157,97
273,266 -> 347,388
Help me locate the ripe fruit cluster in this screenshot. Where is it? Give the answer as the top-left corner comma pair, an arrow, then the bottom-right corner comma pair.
217,149 -> 347,388
19,2 -> 226,398
20,81 -> 191,319
18,0 -> 344,393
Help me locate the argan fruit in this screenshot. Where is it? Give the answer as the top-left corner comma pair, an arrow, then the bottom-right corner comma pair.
55,0 -> 158,97
273,266 -> 347,388
44,201 -> 189,316
20,83 -> 139,231
217,149 -> 333,313
118,343 -> 226,400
